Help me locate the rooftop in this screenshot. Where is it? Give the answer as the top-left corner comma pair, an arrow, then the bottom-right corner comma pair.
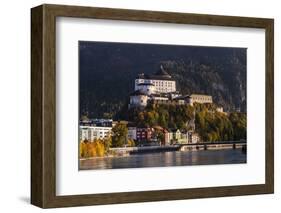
153,65 -> 171,77
129,90 -> 147,96
190,94 -> 212,98
79,119 -> 113,127
137,83 -> 155,86
137,66 -> 174,81
173,95 -> 190,100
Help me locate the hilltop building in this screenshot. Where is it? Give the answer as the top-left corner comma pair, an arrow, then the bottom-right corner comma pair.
129,90 -> 149,108
135,65 -> 176,94
187,94 -> 213,105
129,66 -> 213,109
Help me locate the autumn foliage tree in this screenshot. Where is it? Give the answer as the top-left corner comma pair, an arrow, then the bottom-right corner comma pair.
127,102 -> 246,142
80,140 -> 105,158
111,123 -> 128,147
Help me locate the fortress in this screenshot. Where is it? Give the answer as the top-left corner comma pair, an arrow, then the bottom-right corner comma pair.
129,66 -> 213,109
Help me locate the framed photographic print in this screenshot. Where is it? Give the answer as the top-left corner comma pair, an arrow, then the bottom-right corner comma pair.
31,4 -> 274,208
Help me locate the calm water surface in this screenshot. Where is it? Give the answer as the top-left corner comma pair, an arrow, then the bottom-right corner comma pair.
79,149 -> 246,170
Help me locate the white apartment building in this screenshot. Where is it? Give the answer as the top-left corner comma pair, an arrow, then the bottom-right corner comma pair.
79,126 -> 112,142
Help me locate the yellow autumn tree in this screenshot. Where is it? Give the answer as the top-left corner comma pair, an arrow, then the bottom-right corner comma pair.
127,138 -> 135,147
79,139 -> 106,158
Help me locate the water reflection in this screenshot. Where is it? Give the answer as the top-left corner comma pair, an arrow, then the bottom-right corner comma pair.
79,149 -> 246,170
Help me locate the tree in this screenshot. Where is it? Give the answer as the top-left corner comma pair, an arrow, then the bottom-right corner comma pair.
159,113 -> 168,128
127,138 -> 135,147
195,111 -> 206,130
103,137 -> 112,153
125,101 -> 246,143
229,112 -> 246,140
95,140 -> 105,156
111,123 -> 128,147
80,142 -> 86,158
146,111 -> 157,126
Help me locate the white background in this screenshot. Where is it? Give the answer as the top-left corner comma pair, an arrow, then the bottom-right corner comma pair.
0,0 -> 279,212
57,17 -> 265,195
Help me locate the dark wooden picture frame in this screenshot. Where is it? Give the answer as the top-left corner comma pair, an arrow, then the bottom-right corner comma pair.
31,4 -> 274,208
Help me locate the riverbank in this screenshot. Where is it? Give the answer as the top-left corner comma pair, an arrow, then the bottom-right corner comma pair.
80,142 -> 246,160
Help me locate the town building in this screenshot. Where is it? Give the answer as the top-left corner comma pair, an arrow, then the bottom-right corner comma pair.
169,129 -> 189,144
167,129 -> 174,144
80,128 -> 89,142
178,130 -> 189,144
80,119 -> 113,127
127,127 -> 137,140
112,120 -> 128,128
79,126 -> 112,142
188,132 -> 201,143
152,126 -> 173,145
136,127 -> 153,142
79,119 -> 113,142
173,129 -> 182,142
163,128 -> 171,146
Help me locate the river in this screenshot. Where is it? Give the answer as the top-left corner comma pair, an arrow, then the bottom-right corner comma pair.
79,148 -> 246,170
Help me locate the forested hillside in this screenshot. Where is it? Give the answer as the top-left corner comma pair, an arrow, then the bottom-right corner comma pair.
79,41 -> 246,118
